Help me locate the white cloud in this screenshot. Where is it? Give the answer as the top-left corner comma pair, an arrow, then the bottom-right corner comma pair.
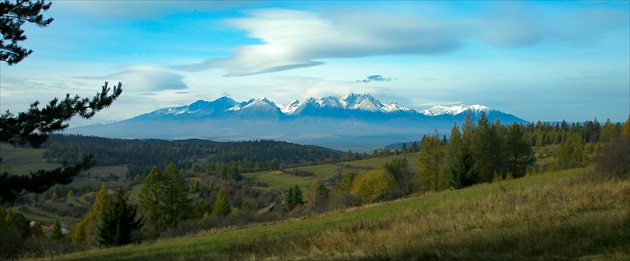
180,8 -> 465,76
179,4 -> 628,77
90,66 -> 188,93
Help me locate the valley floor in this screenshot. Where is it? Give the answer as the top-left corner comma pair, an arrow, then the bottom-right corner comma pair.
47,167 -> 630,261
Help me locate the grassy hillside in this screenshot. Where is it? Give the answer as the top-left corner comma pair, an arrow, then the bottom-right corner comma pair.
50,167 -> 630,260
243,153 -> 419,190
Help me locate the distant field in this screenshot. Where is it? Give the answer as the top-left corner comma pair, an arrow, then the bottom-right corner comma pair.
244,153 -> 420,190
51,167 -> 630,261
0,143 -> 61,175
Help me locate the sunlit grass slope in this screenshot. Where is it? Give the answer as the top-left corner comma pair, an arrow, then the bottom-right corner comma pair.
51,167 -> 630,261
243,153 -> 420,190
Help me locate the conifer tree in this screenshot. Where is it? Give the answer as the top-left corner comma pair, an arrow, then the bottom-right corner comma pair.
385,157 -> 413,195
293,185 -> 303,206
417,131 -> 443,192
98,187 -> 142,247
212,187 -> 231,217
552,133 -> 584,170
503,123 -> 535,178
472,112 -> 503,182
447,122 -> 479,189
285,186 -> 295,210
49,217 -> 62,240
137,166 -> 162,239
159,163 -> 190,228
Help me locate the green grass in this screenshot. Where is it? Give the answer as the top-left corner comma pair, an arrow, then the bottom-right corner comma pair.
244,153 -> 421,190
0,143 -> 61,175
242,170 -> 316,190
49,167 -> 627,261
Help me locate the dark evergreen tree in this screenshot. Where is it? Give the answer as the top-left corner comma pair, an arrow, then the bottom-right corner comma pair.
472,112 -> 503,182
447,122 -> 479,189
285,186 -> 295,210
503,123 -> 535,178
293,185 -> 303,206
98,187 -> 143,247
384,158 -> 413,196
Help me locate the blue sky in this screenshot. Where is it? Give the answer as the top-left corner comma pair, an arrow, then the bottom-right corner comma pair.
1,1 -> 628,125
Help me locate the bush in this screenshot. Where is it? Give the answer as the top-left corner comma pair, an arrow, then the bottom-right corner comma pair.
594,137 -> 630,177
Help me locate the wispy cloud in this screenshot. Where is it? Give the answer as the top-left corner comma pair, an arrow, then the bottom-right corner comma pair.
177,4 -> 627,77
178,8 -> 465,76
357,75 -> 395,83
79,66 -> 187,92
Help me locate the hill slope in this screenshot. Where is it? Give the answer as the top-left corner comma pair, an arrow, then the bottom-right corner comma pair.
52,168 -> 629,260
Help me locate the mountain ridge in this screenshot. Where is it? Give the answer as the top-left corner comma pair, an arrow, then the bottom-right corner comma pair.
70,93 -> 527,151
132,93 -> 508,120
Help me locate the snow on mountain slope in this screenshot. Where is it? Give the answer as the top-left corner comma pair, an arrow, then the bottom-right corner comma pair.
421,104 -> 491,116
131,94 -> 515,122
275,93 -> 414,115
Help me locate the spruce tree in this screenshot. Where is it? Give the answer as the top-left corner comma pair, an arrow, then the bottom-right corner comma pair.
503,123 -> 535,178
159,163 -> 190,228
447,122 -> 479,189
293,185 -> 303,206
212,188 -> 231,217
285,186 -> 295,210
137,166 -> 163,239
472,112 -> 503,182
98,187 -> 142,247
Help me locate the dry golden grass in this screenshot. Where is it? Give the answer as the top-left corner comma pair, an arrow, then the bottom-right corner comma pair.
217,172 -> 630,261
47,168 -> 629,261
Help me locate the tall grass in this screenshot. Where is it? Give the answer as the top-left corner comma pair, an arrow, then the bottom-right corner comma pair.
48,168 -> 629,260
218,170 -> 630,260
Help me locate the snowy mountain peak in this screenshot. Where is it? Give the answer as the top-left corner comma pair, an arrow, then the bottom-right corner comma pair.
275,93 -> 413,114
421,104 -> 492,116
279,99 -> 301,114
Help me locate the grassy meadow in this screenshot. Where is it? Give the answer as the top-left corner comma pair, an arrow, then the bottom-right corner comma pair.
0,143 -> 61,175
243,153 -> 420,190
48,167 -> 630,261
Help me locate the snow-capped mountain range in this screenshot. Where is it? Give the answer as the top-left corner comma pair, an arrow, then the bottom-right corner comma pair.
70,93 -> 526,151
140,93 -> 493,119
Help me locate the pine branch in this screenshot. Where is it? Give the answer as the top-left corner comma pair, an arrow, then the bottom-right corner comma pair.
0,81 -> 123,148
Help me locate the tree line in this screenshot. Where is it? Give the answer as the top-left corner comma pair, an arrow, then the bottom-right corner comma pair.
42,135 -> 342,179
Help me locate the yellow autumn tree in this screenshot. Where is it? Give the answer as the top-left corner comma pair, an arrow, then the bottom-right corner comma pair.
350,169 -> 397,205
623,115 -> 630,138
69,184 -> 110,245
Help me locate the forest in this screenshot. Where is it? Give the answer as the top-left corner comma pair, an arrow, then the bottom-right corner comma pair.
1,112 -> 628,259
42,135 -> 343,179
